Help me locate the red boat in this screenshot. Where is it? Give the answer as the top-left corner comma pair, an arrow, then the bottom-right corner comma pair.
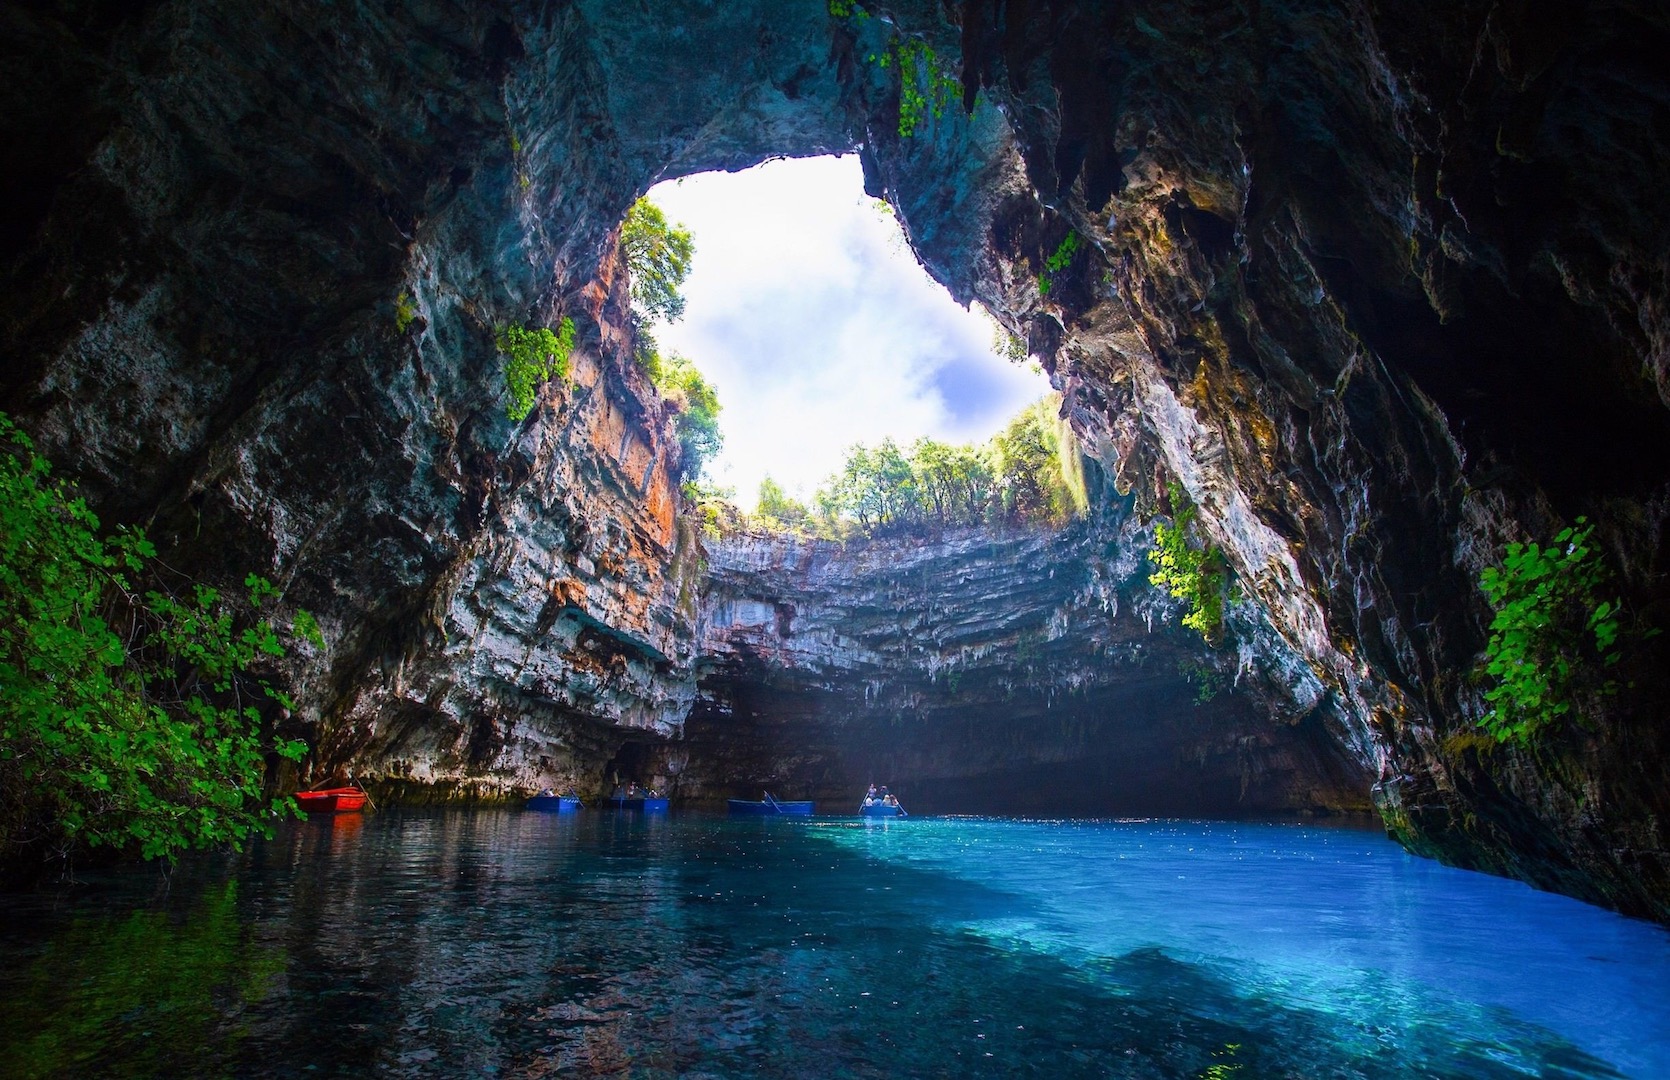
294,787 -> 368,814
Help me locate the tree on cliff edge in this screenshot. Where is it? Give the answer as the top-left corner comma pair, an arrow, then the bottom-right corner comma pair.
621,197 -> 695,324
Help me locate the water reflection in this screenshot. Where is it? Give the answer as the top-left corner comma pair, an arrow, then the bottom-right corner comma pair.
0,811 -> 1661,1078
309,811 -> 364,842
0,881 -> 283,1078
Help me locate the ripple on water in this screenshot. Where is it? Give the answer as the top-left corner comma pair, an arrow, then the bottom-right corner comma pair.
0,811 -> 1665,1078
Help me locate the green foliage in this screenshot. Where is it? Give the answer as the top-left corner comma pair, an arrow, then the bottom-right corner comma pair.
992,399 -> 1087,523
497,317 -> 576,422
1178,658 -> 1226,705
808,394 -> 1085,536
681,480 -> 740,538
394,292 -> 417,333
756,476 -> 810,529
621,197 -> 695,324
826,437 -> 919,532
1038,230 -> 1083,295
1148,483 -> 1230,644
833,5 -> 960,139
292,608 -> 325,649
990,317 -> 1028,364
913,436 -> 997,526
1476,517 -> 1642,744
0,414 -> 308,866
872,38 -> 960,138
644,350 -> 723,481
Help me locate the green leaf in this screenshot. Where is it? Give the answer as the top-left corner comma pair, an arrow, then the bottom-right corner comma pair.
1472,517 -> 1651,747
0,410 -> 313,866
292,609 -> 325,649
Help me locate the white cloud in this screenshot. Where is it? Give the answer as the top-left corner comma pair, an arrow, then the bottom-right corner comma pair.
646,155 -> 1049,506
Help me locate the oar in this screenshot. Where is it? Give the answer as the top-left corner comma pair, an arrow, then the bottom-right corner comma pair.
764,791 -> 781,814
349,770 -> 377,811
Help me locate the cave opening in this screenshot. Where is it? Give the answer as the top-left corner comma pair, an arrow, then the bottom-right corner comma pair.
632,154 -> 1050,508
590,152 -> 1377,816
552,132 -> 1379,818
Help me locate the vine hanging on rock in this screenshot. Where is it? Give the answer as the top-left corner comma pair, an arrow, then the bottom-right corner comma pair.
1148,482 -> 1231,645
498,318 -> 576,422
1475,517 -> 1657,745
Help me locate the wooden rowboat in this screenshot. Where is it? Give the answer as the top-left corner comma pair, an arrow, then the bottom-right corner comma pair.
295,787 -> 367,814
728,793 -> 813,816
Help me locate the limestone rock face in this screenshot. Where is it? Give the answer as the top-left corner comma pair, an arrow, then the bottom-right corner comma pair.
1,0 -> 848,797
935,0 -> 1670,920
3,0 -> 1668,918
679,515 -> 1370,816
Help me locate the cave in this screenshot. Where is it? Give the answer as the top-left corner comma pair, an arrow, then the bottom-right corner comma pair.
4,0 -> 1669,923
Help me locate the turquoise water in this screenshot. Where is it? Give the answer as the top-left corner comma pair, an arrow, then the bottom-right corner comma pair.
1,812 -> 1667,1078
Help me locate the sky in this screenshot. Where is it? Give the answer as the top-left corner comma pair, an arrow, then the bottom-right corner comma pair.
644,155 -> 1049,507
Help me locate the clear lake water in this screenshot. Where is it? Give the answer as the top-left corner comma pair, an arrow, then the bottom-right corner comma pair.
2,810 -> 1668,1078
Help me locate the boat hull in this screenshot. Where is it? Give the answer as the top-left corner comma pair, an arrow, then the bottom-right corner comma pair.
295,788 -> 367,814
728,799 -> 814,816
527,795 -> 581,812
859,803 -> 901,818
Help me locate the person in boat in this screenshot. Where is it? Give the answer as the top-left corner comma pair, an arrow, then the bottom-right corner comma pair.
625,781 -> 640,798
883,793 -> 898,807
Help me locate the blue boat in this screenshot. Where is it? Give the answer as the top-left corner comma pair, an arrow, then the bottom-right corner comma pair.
527,793 -> 581,812
859,801 -> 903,818
728,792 -> 814,816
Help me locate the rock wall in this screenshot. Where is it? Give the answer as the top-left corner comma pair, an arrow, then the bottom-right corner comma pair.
0,0 -> 850,796
673,511 -> 1370,816
2,0 -> 1668,918
928,0 -> 1670,921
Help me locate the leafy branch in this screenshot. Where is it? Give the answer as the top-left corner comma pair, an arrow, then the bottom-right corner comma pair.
1476,517 -> 1656,744
639,345 -> 723,482
1,413 -> 311,865
1148,483 -> 1230,644
1038,230 -> 1083,296
621,197 -> 695,324
498,318 -> 576,422
394,292 -> 417,333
